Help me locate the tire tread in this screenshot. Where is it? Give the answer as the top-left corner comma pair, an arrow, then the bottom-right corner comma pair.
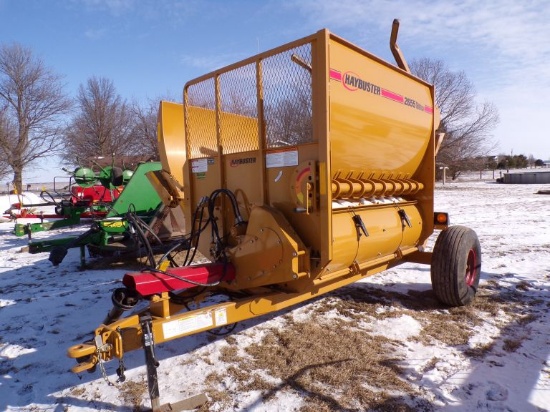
431,225 -> 481,306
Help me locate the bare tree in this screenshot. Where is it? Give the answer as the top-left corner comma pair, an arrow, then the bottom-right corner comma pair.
64,77 -> 136,167
0,107 -> 14,179
266,91 -> 312,147
410,58 -> 499,179
0,43 -> 71,192
128,97 -> 164,161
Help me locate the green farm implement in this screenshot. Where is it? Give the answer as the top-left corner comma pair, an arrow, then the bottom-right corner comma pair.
27,162 -> 185,267
11,163 -> 133,237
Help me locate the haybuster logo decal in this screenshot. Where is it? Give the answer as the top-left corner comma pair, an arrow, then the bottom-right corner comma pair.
230,157 -> 257,167
342,71 -> 381,95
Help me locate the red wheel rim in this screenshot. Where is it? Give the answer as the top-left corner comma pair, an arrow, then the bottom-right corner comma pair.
465,249 -> 477,286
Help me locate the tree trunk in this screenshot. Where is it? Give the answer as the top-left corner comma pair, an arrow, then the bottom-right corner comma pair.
13,167 -> 23,193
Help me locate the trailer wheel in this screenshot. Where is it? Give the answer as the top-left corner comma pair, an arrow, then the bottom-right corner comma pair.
431,225 -> 481,306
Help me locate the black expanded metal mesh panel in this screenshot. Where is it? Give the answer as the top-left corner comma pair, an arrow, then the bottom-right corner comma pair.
262,43 -> 313,149
186,78 -> 216,159
219,62 -> 259,154
184,41 -> 313,158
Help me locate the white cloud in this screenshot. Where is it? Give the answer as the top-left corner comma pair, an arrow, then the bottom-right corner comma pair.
78,0 -> 135,15
72,0 -> 200,21
180,53 -> 245,72
84,27 -> 107,40
284,0 -> 550,155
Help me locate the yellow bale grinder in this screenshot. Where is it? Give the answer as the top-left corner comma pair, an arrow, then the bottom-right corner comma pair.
68,20 -> 481,411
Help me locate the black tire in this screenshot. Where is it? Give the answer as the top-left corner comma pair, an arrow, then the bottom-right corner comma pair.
431,225 -> 481,306
111,167 -> 124,187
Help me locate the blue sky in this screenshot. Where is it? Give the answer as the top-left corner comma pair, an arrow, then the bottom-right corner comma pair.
1,0 -> 549,182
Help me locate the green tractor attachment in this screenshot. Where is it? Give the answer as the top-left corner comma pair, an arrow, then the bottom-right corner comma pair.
26,162 -> 185,268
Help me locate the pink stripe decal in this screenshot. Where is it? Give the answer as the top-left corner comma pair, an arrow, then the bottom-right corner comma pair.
424,105 -> 434,114
329,68 -> 342,82
381,88 -> 404,103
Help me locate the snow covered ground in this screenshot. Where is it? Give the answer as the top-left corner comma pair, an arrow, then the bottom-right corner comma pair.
0,179 -> 549,411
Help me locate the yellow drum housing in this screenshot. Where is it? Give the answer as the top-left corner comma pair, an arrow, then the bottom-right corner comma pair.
158,26 -> 439,287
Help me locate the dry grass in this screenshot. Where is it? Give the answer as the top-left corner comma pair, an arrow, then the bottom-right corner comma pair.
502,338 -> 523,353
118,379 -> 147,411
421,357 -> 440,373
243,319 -> 418,411
515,280 -> 532,291
199,372 -> 234,411
200,303 -> 428,410
464,342 -> 497,359
218,344 -> 239,363
69,387 -> 86,397
196,278 -> 544,410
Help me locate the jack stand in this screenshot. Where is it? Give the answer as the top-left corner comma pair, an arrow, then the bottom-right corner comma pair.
79,245 -> 87,269
140,315 -> 208,412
